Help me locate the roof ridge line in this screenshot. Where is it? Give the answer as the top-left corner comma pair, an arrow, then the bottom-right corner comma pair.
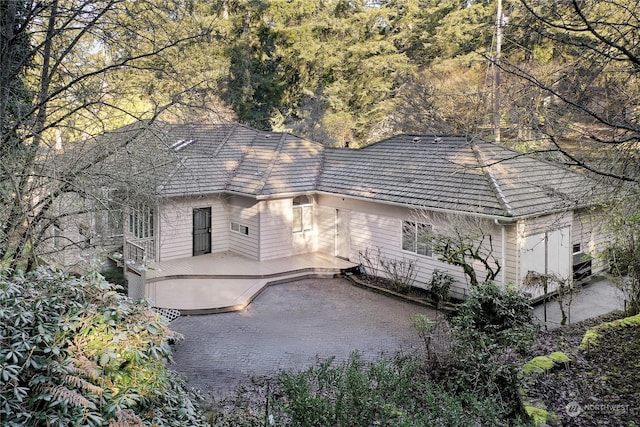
314,145 -> 327,191
211,124 -> 237,158
157,155 -> 190,193
470,140 -> 514,217
224,126 -> 257,191
256,132 -> 288,193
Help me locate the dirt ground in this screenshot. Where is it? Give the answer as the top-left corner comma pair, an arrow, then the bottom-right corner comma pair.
526,311 -> 640,426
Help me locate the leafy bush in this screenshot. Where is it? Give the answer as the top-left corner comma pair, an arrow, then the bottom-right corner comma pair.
267,352 -> 506,427
451,281 -> 539,354
411,313 -> 451,369
444,282 -> 540,419
428,269 -> 453,306
0,267 -> 208,426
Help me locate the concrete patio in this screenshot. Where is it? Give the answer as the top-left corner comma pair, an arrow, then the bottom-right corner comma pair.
169,277 -> 437,399
533,277 -> 626,329
142,251 -> 358,314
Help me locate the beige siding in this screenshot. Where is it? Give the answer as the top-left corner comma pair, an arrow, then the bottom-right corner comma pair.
317,205 -> 336,255
211,200 -> 230,253
510,211 -> 618,299
515,213 -> 573,285
573,208 -> 610,275
41,193 -> 119,273
317,194 -> 506,300
228,196 -> 260,260
517,212 -> 573,238
158,196 -> 228,261
503,224 -> 519,285
259,199 -> 294,260
504,210 -> 613,294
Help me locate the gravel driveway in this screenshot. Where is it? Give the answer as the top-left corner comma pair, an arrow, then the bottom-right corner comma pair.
169,277 -> 437,398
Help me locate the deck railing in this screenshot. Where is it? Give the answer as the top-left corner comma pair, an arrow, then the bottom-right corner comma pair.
125,238 -> 155,268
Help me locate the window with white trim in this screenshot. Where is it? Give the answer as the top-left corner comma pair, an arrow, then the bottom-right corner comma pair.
402,221 -> 433,257
231,222 -> 249,235
292,195 -> 313,233
128,204 -> 154,239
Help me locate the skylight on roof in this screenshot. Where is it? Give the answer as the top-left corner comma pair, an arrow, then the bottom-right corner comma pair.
169,139 -> 195,151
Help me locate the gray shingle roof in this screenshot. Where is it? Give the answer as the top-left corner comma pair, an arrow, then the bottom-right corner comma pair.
318,134 -> 609,217
156,123 -> 324,197
148,124 -> 608,219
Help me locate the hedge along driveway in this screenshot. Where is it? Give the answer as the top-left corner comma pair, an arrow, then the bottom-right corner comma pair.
169,277 -> 438,398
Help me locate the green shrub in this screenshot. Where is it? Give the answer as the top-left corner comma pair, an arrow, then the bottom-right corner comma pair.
451,281 -> 539,354
444,282 -> 540,419
0,267 -> 208,426
265,352 -> 508,426
100,264 -> 128,289
428,269 -> 453,306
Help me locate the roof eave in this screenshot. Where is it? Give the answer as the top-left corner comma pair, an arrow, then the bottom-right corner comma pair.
157,189 -> 602,224
314,190 -> 519,223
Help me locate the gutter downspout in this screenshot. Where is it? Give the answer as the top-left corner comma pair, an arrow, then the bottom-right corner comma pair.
495,218 -> 507,286
501,222 -> 506,286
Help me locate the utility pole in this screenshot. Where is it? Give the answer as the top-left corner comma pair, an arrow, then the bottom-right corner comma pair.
493,0 -> 503,143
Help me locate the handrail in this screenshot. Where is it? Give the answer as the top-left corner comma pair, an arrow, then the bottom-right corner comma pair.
125,238 -> 155,266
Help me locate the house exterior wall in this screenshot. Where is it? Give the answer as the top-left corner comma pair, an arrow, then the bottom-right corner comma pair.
258,196 -> 319,261
227,196 -> 260,260
515,212 -> 573,298
514,209 -> 610,283
43,192 -> 122,274
259,198 -> 293,260
490,209 -> 610,298
144,193 -> 610,302
317,204 -> 336,255
502,223 -> 519,286
513,210 -> 612,299
517,212 -> 573,238
157,196 -> 228,261
572,207 -> 610,275
317,194 -> 506,300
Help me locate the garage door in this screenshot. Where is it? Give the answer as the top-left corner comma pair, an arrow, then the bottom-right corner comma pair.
520,227 -> 571,296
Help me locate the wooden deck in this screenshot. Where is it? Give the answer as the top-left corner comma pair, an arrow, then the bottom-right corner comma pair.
142,252 -> 358,314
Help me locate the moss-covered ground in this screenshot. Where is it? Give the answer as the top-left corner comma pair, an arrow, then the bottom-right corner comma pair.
526,311 -> 640,426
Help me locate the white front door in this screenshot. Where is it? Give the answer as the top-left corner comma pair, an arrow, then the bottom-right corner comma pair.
335,209 -> 351,259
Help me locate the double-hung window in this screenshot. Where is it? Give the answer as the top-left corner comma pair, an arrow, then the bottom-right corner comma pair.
402,221 -> 433,257
293,196 -> 313,233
